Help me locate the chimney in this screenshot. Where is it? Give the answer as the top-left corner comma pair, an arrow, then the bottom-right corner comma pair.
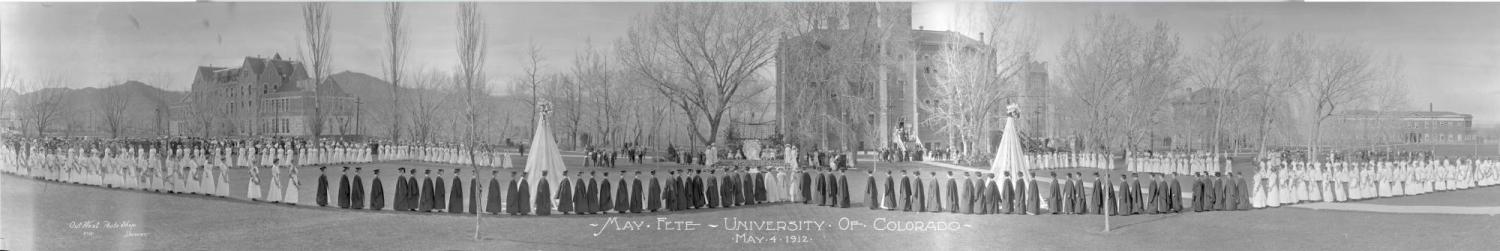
980,32 -> 985,43
918,26 -> 924,30
1430,103 -> 1434,112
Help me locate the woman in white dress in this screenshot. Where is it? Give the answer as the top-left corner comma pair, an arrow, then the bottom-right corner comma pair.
247,165 -> 263,201
216,164 -> 230,197
285,165 -> 301,205
200,165 -> 214,196
267,163 -> 284,203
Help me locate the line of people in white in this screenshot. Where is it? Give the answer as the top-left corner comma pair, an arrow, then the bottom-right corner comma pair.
1124,152 -> 1225,175
1250,158 -> 1500,208
1028,152 -> 1113,170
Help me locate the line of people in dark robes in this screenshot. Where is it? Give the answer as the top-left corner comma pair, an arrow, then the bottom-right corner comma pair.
311,165 -> 791,215
856,170 -> 1251,215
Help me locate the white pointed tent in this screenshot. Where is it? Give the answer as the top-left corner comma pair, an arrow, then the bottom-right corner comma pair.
525,102 -> 567,202
990,104 -> 1027,175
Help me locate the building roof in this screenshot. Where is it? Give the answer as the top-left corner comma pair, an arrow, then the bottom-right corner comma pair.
1336,109 -> 1473,119
912,29 -> 984,46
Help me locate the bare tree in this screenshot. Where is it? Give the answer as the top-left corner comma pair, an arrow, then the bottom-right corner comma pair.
456,2 -> 489,238
1301,40 -> 1382,160
22,77 -> 68,137
406,69 -> 451,144
98,85 -> 133,138
618,3 -> 781,148
518,39 -> 546,142
1190,16 -> 1268,163
1255,33 -> 1314,156
384,2 -> 409,143
301,2 -> 333,141
572,38 -> 623,148
549,73 -> 584,149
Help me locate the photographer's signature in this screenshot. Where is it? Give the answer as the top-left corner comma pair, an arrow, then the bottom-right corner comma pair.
68,220 -> 149,238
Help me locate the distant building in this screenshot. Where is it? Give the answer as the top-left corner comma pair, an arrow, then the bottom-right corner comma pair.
169,54 -> 360,137
1017,61 -> 1049,138
775,3 -> 1013,151
1327,108 -> 1475,144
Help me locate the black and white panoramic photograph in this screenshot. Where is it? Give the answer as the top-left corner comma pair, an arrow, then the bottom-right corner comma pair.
2,1 -> 1500,250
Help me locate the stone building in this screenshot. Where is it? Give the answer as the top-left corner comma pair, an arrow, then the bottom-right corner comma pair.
169,54 -> 360,137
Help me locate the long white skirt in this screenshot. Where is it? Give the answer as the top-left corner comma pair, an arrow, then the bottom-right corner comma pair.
217,176 -> 230,197
268,179 -> 284,202
1267,185 -> 1282,207
285,182 -> 300,205
248,180 -> 262,200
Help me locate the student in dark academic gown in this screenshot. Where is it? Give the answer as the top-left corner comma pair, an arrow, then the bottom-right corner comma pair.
959,172 -> 974,214
912,173 -> 926,212
984,174 -> 1001,214
750,170 -> 762,205
1118,175 -> 1131,215
517,172 -> 531,215
865,170 -> 880,210
705,171 -> 720,208
945,172 -> 960,213
1013,173 -> 1027,214
673,171 -> 686,211
805,170 -> 820,206
449,169 -> 465,214
821,171 -> 835,206
1157,174 -> 1171,213
1080,172 -> 1092,213
692,170 -> 706,209
1000,172 -> 1015,214
925,172 -> 940,212
338,167 -> 351,209
1090,172 -> 1104,215
646,171 -> 660,212
419,170 -> 435,212
487,170 -> 504,214
317,167 -> 329,207
598,172 -> 614,214
1061,173 -> 1075,214
837,171 -> 851,208
798,170 -> 812,203
393,168 -> 407,211
1118,174 -> 1133,215
469,170 -> 479,214
1236,173 -> 1251,210
1222,173 -> 1236,210
974,174 -> 989,214
406,169 -> 419,211
1049,172 -> 1063,214
665,171 -> 679,210
1169,173 -> 1183,213
505,172 -> 521,214
583,172 -> 598,214
1134,174 -> 1147,214
433,170 -> 447,212
615,171 -> 630,213
883,171 -> 898,211
351,168 -> 365,210
1144,174 -> 1159,214
629,171 -> 644,213
1190,173 -> 1204,212
1105,176 -> 1119,215
899,171 -> 913,211
755,171 -> 767,204
721,171 -> 736,208
370,169 -> 385,210
535,171 -> 552,216
558,171 -> 574,214
1209,173 -> 1223,211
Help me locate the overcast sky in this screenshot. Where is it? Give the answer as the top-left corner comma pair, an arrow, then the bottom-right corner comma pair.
4,2 -> 1498,124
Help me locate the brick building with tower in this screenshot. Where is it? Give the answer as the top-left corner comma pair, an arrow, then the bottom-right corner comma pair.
169,54 -> 360,138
